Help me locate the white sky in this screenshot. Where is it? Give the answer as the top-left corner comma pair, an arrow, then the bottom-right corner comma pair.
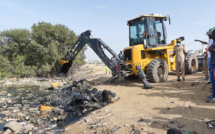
0,0 -> 214,60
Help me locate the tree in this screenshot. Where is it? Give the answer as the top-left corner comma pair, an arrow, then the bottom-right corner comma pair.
30,22 -> 81,76
0,22 -> 87,78
0,55 -> 13,78
0,29 -> 31,61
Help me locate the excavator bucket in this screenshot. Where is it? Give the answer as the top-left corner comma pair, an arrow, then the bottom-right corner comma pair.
55,58 -> 72,76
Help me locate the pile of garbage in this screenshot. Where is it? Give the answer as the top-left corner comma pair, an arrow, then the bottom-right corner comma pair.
0,79 -> 119,133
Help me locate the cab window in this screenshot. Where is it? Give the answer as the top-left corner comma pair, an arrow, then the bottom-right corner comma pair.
129,19 -> 146,46
147,18 -> 158,45
155,21 -> 164,44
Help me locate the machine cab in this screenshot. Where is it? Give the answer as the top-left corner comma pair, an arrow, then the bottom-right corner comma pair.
127,14 -> 170,49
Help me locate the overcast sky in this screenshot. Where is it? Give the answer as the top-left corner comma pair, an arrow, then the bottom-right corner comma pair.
0,0 -> 214,60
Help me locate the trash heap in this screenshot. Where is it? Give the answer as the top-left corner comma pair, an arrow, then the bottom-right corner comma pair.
0,79 -> 119,133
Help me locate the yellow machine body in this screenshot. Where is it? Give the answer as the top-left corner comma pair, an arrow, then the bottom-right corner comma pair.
123,40 -> 177,76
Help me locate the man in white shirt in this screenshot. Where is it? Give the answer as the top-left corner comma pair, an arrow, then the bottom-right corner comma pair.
195,28 -> 214,83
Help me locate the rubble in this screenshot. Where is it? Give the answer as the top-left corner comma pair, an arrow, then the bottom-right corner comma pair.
0,79 -> 119,133
205,119 -> 215,129
3,121 -> 23,133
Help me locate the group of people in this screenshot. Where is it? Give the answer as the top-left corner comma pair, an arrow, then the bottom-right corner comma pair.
173,27 -> 215,102
195,27 -> 215,102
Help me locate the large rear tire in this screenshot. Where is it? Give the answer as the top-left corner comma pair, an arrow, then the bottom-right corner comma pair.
185,54 -> 198,74
146,58 -> 169,83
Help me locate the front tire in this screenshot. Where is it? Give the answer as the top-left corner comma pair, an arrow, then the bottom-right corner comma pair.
185,54 -> 198,74
146,58 -> 169,83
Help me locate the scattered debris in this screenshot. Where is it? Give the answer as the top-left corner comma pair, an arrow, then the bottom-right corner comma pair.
191,82 -> 200,87
172,83 -> 180,88
0,79 -> 119,133
110,126 -> 121,133
205,119 -> 215,129
138,118 -> 145,122
131,125 -> 141,134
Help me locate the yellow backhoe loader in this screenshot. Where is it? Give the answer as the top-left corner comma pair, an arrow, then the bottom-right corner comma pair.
55,13 -> 198,89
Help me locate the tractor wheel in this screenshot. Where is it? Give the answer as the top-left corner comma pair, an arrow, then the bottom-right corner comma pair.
146,58 -> 169,83
185,53 -> 198,74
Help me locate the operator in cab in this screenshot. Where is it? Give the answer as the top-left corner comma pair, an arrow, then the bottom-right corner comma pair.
171,39 -> 187,81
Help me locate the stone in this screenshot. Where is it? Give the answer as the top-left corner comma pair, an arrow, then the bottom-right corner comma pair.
3,121 -> 23,132
7,93 -> 12,97
83,117 -> 92,123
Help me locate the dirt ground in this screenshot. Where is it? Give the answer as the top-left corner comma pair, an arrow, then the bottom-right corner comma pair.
63,64 -> 215,134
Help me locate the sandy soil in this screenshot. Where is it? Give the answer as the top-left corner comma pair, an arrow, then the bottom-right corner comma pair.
63,64 -> 215,134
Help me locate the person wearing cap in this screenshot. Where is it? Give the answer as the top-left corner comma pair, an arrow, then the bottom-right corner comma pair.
171,39 -> 187,81
207,29 -> 215,102
195,27 -> 215,84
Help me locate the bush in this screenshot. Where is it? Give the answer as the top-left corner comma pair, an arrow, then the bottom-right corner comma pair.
0,22 -> 86,78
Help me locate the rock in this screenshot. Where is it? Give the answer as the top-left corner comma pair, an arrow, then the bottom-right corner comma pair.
5,118 -> 15,122
110,126 -> 121,133
110,96 -> 120,103
138,118 -> 145,122
24,124 -> 34,131
191,82 -> 200,87
4,129 -> 13,134
83,117 -> 92,123
178,123 -> 185,128
7,92 -> 12,97
45,124 -> 57,131
55,128 -> 65,132
3,121 -> 23,133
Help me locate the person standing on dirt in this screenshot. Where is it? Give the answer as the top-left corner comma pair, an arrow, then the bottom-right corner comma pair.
193,40 -> 209,81
204,47 -> 209,80
195,28 -> 214,84
171,40 -> 187,81
207,29 -> 215,102
105,66 -> 111,75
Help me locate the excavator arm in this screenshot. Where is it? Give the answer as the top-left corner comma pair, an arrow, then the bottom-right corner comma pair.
55,30 -> 152,89
56,30 -> 123,77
